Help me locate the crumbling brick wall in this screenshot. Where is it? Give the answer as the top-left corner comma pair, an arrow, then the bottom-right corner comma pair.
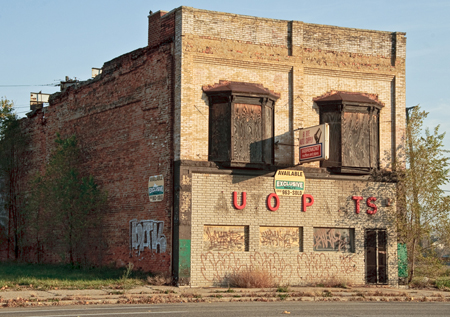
12,43 -> 175,272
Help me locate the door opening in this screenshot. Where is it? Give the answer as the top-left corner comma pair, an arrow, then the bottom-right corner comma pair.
365,229 -> 387,284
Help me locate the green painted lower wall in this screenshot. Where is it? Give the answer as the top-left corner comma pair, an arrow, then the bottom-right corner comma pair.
179,239 -> 191,278
398,243 -> 408,278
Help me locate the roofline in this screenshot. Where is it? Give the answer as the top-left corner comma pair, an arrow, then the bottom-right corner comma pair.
165,6 -> 405,35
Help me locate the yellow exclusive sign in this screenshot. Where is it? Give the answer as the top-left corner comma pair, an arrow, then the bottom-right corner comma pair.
274,170 -> 305,196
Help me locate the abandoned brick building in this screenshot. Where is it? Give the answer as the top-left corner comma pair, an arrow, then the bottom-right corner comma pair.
3,7 -> 406,286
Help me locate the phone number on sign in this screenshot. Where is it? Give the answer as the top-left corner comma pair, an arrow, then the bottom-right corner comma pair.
281,190 -> 303,196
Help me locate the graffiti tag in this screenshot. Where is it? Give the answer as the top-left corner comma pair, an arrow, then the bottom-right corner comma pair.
130,219 -> 166,255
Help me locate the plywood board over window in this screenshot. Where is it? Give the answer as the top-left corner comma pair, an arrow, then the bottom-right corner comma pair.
260,226 -> 302,252
203,81 -> 279,168
313,228 -> 355,252
203,225 -> 249,251
314,91 -> 384,174
233,103 -> 262,162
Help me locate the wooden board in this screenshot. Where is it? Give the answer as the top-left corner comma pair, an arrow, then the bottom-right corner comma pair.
233,103 -> 262,163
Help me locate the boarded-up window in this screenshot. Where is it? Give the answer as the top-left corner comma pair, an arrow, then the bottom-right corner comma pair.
313,228 -> 355,252
342,111 -> 371,168
259,226 -> 303,252
233,104 -> 262,162
209,103 -> 230,161
203,225 -> 249,251
203,81 -> 279,167
315,92 -> 383,174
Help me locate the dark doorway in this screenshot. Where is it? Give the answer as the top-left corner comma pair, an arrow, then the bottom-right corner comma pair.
365,229 -> 387,284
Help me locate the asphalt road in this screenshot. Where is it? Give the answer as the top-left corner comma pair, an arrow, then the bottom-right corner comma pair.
1,302 -> 449,317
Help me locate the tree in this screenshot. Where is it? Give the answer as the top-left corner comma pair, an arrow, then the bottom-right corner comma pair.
0,97 -> 28,259
29,134 -> 107,265
397,106 -> 450,283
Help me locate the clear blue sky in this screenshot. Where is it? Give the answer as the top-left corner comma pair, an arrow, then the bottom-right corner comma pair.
1,0 -> 449,148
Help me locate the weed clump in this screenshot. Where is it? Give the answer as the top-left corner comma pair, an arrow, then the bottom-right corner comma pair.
226,267 -> 274,288
276,285 -> 290,292
322,290 -> 332,297
147,272 -> 172,286
315,277 -> 351,288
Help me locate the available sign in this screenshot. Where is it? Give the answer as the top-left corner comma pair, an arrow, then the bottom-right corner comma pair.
299,123 -> 329,163
148,175 -> 164,202
274,170 -> 305,196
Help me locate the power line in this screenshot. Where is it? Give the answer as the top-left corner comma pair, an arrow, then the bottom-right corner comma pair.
0,84 -> 59,87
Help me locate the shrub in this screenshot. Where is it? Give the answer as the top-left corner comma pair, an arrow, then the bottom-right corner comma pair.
435,278 -> 450,290
410,276 -> 430,288
226,267 -> 274,288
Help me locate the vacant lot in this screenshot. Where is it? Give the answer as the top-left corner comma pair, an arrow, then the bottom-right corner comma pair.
0,262 -> 148,290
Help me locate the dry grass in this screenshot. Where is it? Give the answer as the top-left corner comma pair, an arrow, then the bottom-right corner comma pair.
226,268 -> 274,288
147,273 -> 172,286
315,277 -> 352,288
410,276 -> 430,289
415,262 -> 448,279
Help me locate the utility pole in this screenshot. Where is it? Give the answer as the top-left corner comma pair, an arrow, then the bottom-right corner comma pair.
405,105 -> 419,283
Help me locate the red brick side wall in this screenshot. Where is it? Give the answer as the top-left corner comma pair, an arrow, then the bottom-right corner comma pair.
6,44 -> 175,273
148,11 -> 175,48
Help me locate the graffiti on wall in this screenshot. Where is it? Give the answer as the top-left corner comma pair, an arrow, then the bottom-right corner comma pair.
200,251 -> 357,284
200,251 -> 294,284
200,252 -> 244,283
313,228 -> 352,252
250,252 -> 294,283
297,253 -> 357,281
203,226 -> 247,251
259,227 -> 300,251
130,219 -> 166,255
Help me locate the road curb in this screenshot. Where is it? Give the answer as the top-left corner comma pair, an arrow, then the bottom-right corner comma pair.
1,286 -> 449,308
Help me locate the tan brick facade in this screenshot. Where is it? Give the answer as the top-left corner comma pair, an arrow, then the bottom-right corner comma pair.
172,7 -> 405,287
190,173 -> 397,287
176,7 -> 406,168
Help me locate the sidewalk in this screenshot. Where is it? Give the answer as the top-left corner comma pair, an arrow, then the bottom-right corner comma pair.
1,285 -> 449,308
